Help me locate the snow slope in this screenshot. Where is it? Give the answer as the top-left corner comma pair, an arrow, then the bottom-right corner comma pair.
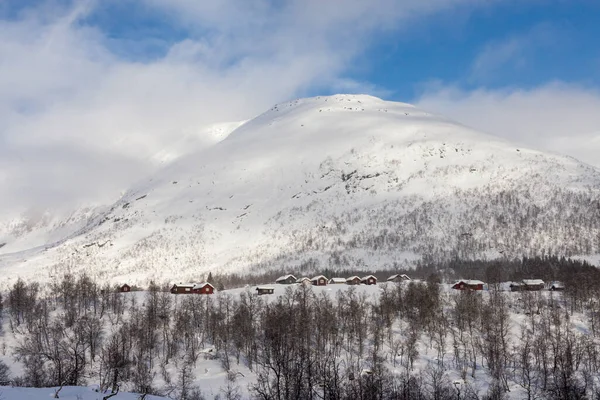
0,386 -> 167,400
0,121 -> 245,256
1,94 -> 600,285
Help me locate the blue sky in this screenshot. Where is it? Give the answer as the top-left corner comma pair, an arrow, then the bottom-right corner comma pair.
6,0 -> 595,100
2,0 -> 599,100
1,0 -> 600,212
364,1 -> 600,98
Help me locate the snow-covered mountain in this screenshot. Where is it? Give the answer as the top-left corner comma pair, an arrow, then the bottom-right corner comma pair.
1,94 -> 600,285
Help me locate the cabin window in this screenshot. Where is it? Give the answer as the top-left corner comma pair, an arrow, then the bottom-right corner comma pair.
185,288 -> 190,292
205,287 -> 209,293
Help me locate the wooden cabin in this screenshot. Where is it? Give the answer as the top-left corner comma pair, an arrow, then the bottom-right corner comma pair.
387,274 -> 411,283
311,275 -> 328,286
170,283 -> 195,294
275,274 -> 297,285
329,277 -> 346,284
346,276 -> 361,285
522,279 -> 545,291
193,282 -> 215,295
120,284 -> 131,293
452,280 -> 485,291
360,275 -> 377,285
509,282 -> 523,292
256,286 -> 275,295
549,281 -> 565,291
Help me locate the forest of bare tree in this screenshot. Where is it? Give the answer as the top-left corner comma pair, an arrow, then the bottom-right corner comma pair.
1,257 -> 600,399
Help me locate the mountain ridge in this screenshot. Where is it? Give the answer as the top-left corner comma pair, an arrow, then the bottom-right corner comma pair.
1,94 -> 599,285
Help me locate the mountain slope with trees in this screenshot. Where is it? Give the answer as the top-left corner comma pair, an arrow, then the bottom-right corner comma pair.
1,94 -> 599,285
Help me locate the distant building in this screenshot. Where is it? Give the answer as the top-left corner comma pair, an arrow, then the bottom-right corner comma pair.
549,281 -> 565,291
522,279 -> 545,291
452,280 -> 485,291
256,286 -> 275,295
346,276 -> 361,285
360,275 -> 377,285
275,274 -> 297,285
329,277 -> 346,284
120,284 -> 131,293
296,277 -> 311,285
170,282 -> 214,294
387,274 -> 411,283
170,283 -> 195,294
509,282 -> 523,292
311,275 -> 328,286
193,282 -> 215,295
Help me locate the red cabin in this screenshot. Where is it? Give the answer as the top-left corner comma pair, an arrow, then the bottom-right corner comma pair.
360,275 -> 377,285
170,283 -> 194,294
452,280 -> 485,291
193,282 -> 215,295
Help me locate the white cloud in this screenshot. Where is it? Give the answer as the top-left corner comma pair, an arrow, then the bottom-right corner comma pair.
469,23 -> 560,83
415,82 -> 600,167
0,0 -> 531,216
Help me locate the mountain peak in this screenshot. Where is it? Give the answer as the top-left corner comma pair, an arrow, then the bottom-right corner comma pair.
1,95 -> 600,284
266,94 -> 416,116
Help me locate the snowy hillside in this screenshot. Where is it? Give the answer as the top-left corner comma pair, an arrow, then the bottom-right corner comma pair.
1,94 -> 600,285
2,277 -> 600,399
0,121 -> 245,257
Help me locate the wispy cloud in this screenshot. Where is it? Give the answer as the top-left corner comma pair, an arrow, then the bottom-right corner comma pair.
469,23 -> 559,83
0,0 -> 510,215
415,82 -> 600,167
0,0 -> 509,216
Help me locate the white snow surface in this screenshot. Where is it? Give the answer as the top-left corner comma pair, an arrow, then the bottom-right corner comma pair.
0,386 -> 167,400
1,94 -> 600,286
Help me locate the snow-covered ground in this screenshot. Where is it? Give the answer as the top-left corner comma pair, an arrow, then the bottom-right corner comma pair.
0,386 -> 168,400
0,281 -> 595,399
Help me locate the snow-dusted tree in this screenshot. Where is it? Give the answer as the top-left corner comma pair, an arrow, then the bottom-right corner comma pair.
0,359 -> 10,384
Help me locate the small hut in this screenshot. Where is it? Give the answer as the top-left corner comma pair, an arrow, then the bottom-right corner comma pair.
360,275 -> 377,285
311,275 -> 328,286
452,280 -> 485,291
170,283 -> 195,294
509,282 -> 523,292
387,274 -> 411,283
275,274 -> 297,285
256,286 -> 275,295
346,276 -> 361,285
193,282 -> 215,295
522,279 -> 545,291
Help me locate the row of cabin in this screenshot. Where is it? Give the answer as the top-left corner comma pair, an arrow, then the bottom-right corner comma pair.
510,280 -> 565,292
275,273 -> 411,286
452,279 -> 566,292
170,282 -> 215,295
276,274 -> 386,286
